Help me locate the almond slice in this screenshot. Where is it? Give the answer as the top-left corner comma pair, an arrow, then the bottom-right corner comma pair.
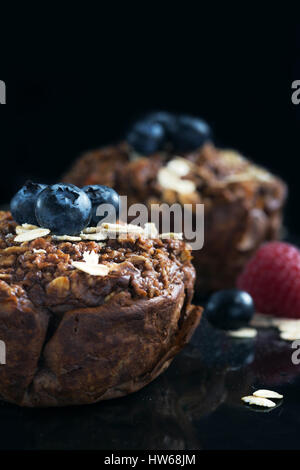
253,390 -> 283,399
175,179 -> 196,195
220,150 -> 245,166
224,166 -> 274,184
80,231 -> 108,241
275,319 -> 300,332
100,223 -> 144,234
160,232 -> 183,240
82,251 -> 99,265
241,396 -> 276,408
53,235 -> 82,241
82,227 -> 98,234
72,261 -> 110,276
157,167 -> 181,191
33,248 -> 47,254
251,315 -> 300,336
280,331 -> 300,341
21,223 -> 39,230
157,166 -> 196,195
14,228 -> 50,243
16,224 -> 39,234
227,328 -> 257,338
167,157 -> 191,177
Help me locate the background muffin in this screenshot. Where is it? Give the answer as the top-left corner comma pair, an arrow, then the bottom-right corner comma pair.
64,124 -> 286,295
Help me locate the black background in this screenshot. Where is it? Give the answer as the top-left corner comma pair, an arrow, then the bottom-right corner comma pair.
1,21 -> 300,231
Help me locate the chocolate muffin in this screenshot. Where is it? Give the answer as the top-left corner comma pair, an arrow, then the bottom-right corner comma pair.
63,142 -> 287,295
0,212 -> 202,407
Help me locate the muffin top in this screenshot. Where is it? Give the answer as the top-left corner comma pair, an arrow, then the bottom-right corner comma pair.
0,211 -> 194,312
63,142 -> 286,212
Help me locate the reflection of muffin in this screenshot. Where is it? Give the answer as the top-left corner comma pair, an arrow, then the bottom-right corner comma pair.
0,211 -> 202,407
1,315 -> 296,449
63,143 -> 287,294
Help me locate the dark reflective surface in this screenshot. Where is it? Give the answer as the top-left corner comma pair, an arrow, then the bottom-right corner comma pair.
0,205 -> 298,450
0,315 -> 299,450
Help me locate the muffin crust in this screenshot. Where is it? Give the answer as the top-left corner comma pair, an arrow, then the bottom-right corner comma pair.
0,211 -> 202,406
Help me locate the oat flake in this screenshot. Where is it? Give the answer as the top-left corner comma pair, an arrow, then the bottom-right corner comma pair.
241,396 -> 276,408
253,389 -> 283,399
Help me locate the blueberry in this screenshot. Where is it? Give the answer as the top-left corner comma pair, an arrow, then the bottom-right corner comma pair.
205,289 -> 255,330
10,181 -> 48,225
82,185 -> 120,226
35,183 -> 92,235
126,121 -> 166,155
127,111 -> 212,155
172,115 -> 212,152
142,111 -> 177,138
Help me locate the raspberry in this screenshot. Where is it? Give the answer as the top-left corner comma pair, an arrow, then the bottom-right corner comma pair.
237,242 -> 300,318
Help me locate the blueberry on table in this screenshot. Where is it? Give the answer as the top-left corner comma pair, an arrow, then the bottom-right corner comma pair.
172,115 -> 212,152
205,289 -> 255,330
10,181 -> 48,225
83,185 -> 120,226
35,183 -> 92,235
126,121 -> 166,155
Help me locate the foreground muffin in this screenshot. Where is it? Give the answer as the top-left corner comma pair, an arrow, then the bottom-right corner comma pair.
63,141 -> 287,294
0,212 -> 201,407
